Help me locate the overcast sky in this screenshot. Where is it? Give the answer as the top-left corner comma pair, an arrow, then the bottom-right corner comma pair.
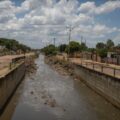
0,0 -> 120,48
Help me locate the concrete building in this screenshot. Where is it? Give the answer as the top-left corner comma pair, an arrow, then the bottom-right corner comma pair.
107,51 -> 120,65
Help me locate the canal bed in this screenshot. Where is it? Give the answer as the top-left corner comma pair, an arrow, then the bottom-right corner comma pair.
0,55 -> 120,120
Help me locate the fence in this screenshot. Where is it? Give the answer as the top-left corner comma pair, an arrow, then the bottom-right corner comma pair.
80,60 -> 120,78
9,56 -> 25,69
0,56 -> 25,76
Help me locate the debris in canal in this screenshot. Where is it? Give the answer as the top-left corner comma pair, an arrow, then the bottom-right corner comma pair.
30,91 -> 34,95
25,57 -> 38,76
44,99 -> 57,108
45,56 -> 74,77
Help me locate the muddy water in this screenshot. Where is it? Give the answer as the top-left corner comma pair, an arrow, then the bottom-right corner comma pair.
0,55 -> 120,120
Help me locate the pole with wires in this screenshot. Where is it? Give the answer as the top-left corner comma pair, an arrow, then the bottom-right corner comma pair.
53,37 -> 56,46
66,25 -> 75,60
68,26 -> 72,59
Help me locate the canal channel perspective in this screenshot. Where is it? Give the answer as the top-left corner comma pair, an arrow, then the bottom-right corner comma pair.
0,54 -> 120,120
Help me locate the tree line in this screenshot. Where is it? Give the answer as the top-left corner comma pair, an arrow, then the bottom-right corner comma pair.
0,38 -> 31,54
41,39 -> 120,58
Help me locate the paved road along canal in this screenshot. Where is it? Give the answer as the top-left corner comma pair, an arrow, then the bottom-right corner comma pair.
0,55 -> 120,120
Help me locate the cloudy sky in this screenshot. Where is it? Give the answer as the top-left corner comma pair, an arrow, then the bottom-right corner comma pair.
0,0 -> 120,48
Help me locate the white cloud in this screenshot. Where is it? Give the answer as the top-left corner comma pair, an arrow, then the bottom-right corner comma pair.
79,1 -> 95,13
74,24 -> 118,38
0,0 -> 120,48
96,1 -> 120,14
79,0 -> 120,15
0,0 -> 16,23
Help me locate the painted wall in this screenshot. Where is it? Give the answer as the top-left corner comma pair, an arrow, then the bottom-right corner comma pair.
74,64 -> 120,108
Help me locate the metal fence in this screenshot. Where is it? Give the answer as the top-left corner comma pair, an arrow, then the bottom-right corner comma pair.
80,60 -> 120,78
0,56 -> 25,76
9,56 -> 25,69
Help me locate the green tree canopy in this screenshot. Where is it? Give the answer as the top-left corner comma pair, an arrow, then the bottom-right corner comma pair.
80,42 -> 88,51
66,41 -> 80,54
58,44 -> 67,52
106,39 -> 114,49
96,42 -> 106,49
0,38 -> 31,52
87,48 -> 96,53
41,44 -> 57,55
97,48 -> 107,58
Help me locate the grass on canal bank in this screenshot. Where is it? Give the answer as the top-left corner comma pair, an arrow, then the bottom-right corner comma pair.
44,56 -> 79,81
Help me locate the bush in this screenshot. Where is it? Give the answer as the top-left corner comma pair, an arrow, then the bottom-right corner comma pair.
41,44 -> 57,55
65,41 -> 80,54
58,44 -> 67,52
97,48 -> 107,58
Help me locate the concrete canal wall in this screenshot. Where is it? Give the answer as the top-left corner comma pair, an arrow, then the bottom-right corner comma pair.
74,64 -> 120,108
0,62 -> 25,112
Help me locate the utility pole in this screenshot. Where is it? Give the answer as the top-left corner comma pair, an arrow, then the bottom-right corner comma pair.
81,36 -> 83,44
53,37 -> 56,46
85,39 -> 87,46
67,25 -> 74,60
68,26 -> 72,44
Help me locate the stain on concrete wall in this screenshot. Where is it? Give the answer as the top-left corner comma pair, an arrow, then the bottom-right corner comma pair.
74,64 -> 120,108
0,63 -> 25,112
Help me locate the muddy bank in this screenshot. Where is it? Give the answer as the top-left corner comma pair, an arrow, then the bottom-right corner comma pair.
45,56 -> 120,109
45,56 -> 74,76
26,60 -> 38,75
25,54 -> 38,76
1,54 -> 120,120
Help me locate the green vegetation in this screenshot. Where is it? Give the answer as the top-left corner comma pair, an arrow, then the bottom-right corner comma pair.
41,44 -> 57,55
41,39 -> 119,58
79,42 -> 88,51
97,48 -> 107,58
106,39 -> 114,49
0,38 -> 31,55
58,44 -> 67,53
96,42 -> 106,49
65,41 -> 80,54
96,39 -> 115,58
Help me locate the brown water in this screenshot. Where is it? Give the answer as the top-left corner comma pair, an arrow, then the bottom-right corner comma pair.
0,54 -> 120,120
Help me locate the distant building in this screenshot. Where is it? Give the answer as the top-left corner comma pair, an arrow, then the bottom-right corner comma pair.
0,45 -> 6,56
107,51 -> 120,65
81,51 -> 101,62
0,45 -> 5,50
115,54 -> 120,65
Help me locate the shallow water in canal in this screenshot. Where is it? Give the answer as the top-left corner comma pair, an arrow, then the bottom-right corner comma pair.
0,55 -> 120,120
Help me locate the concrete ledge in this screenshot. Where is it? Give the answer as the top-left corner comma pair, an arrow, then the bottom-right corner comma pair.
74,64 -> 120,109
0,62 -> 26,113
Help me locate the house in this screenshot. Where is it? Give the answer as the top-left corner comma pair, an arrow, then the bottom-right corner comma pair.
115,53 -> 120,65
81,51 -> 101,62
107,51 -> 120,65
0,45 -> 5,50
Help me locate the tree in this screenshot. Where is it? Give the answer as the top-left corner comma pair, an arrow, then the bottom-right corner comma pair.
58,44 -> 67,52
65,41 -> 80,54
106,39 -> 114,49
96,42 -> 106,49
42,44 -> 57,55
0,38 -> 31,53
97,48 -> 107,58
87,48 -> 96,53
80,42 -> 88,51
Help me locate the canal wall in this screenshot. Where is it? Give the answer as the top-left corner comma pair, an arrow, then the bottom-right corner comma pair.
0,62 -> 25,112
74,64 -> 120,108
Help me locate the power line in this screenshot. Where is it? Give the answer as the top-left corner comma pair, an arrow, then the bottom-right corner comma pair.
53,37 -> 56,46
66,25 -> 76,60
